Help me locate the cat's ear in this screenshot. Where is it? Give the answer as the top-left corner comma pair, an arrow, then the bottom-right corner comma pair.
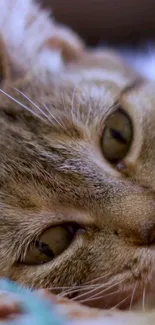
0,0 -> 85,80
45,24 -> 85,63
31,23 -> 85,75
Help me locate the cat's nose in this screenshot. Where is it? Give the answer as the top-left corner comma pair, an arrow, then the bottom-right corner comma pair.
147,226 -> 155,245
133,224 -> 155,246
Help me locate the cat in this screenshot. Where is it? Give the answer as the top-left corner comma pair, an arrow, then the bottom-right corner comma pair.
0,0 -> 155,324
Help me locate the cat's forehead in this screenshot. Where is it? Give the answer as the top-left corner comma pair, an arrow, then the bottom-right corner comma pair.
0,70 -> 126,134
40,68 -> 132,121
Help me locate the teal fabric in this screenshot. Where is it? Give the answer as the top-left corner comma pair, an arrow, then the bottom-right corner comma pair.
0,279 -> 65,325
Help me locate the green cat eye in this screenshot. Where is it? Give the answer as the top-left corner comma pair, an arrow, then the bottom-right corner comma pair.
21,224 -> 78,265
102,109 -> 133,163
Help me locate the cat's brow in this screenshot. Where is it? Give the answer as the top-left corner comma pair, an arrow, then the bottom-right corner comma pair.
121,78 -> 145,95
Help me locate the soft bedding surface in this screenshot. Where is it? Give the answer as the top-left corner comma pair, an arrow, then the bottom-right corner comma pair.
0,279 -> 154,325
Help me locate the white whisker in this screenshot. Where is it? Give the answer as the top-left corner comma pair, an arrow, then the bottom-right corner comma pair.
44,284 -> 100,292
60,92 -> 68,115
45,272 -> 112,297
71,84 -> 80,123
73,278 -> 124,302
0,89 -> 44,121
129,281 -> 137,311
46,282 -> 109,297
79,289 -> 119,304
86,101 -> 92,126
43,103 -> 64,128
59,284 -> 104,298
83,273 -> 112,285
142,286 -> 146,312
43,286 -> 76,290
110,294 -> 131,310
13,88 -> 51,123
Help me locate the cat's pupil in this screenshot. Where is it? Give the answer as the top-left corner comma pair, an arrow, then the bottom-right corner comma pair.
35,240 -> 55,258
110,128 -> 127,145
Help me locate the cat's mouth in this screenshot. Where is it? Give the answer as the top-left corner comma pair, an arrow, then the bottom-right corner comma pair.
68,284 -> 155,311
68,287 -> 132,310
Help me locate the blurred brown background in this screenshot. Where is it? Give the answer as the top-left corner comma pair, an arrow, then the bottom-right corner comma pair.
41,0 -> 155,46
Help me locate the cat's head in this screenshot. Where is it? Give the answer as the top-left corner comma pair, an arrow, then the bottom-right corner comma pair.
1,0 -> 155,311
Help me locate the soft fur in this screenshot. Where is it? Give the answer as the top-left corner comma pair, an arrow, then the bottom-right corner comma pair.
0,0 -> 155,324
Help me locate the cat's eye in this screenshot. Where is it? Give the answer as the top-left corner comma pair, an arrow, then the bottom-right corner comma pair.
21,224 -> 78,265
102,109 -> 132,163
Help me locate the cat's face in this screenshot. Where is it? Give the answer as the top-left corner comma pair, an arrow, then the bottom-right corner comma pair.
0,42 -> 155,310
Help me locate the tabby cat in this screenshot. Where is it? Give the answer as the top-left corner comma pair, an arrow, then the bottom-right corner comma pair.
0,0 -> 155,323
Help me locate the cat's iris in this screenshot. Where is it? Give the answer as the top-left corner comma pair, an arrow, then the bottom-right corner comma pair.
20,224 -> 79,265
102,109 -> 133,163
